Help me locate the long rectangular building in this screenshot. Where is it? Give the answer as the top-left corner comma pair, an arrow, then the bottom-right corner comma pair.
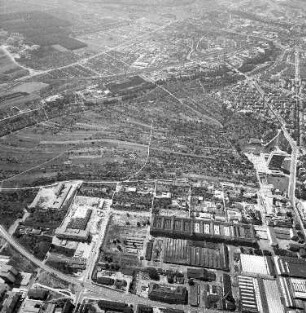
240,254 -> 275,277
148,283 -> 187,305
279,277 -> 306,310
163,238 -> 229,271
189,283 -> 199,307
238,276 -> 284,313
151,215 -> 256,245
274,256 -> 306,278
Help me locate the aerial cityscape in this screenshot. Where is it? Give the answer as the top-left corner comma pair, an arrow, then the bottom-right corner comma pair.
1,0 -> 306,312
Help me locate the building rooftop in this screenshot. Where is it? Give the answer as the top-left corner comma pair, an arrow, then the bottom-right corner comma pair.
240,254 -> 273,277
20,299 -> 42,313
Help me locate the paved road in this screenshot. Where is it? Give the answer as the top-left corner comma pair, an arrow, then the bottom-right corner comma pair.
0,225 -> 80,285
227,61 -> 306,239
251,76 -> 305,239
0,225 -> 188,310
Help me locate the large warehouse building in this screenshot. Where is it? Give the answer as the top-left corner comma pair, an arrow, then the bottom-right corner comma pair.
240,254 -> 275,277
151,215 -> 256,245
163,238 -> 229,271
238,276 -> 284,313
274,256 -> 306,278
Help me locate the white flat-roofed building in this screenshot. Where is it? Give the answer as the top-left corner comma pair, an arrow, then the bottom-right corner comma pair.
238,276 -> 260,312
239,276 -> 285,313
263,279 -> 285,313
240,254 -> 272,277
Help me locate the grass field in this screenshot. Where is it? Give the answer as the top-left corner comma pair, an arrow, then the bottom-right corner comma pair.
267,175 -> 289,193
0,48 -> 29,82
2,244 -> 37,273
0,106 -> 153,186
37,271 -> 71,289
11,82 -> 49,93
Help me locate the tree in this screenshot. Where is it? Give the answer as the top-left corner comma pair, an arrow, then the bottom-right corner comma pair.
188,279 -> 194,286
86,304 -> 97,313
114,263 -> 120,271
167,275 -> 174,284
147,268 -> 160,281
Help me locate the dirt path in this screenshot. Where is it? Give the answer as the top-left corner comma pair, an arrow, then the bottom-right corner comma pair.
1,46 -> 41,76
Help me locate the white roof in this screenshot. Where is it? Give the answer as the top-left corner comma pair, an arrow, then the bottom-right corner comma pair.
263,279 -> 285,313
240,254 -> 270,276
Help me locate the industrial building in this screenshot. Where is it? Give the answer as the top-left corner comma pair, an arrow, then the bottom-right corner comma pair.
55,207 -> 92,242
263,279 -> 285,313
163,238 -> 229,271
240,254 -> 275,277
96,276 -> 114,286
151,215 -> 256,245
97,300 -> 132,313
238,275 -> 285,313
137,305 -> 153,313
55,227 -> 90,242
274,256 -> 306,278
279,277 -> 306,310
55,195 -> 98,242
67,209 -> 92,230
238,275 -> 265,313
29,182 -> 79,211
187,268 -> 216,281
145,240 -> 153,261
148,283 -> 188,304
189,282 -> 199,307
